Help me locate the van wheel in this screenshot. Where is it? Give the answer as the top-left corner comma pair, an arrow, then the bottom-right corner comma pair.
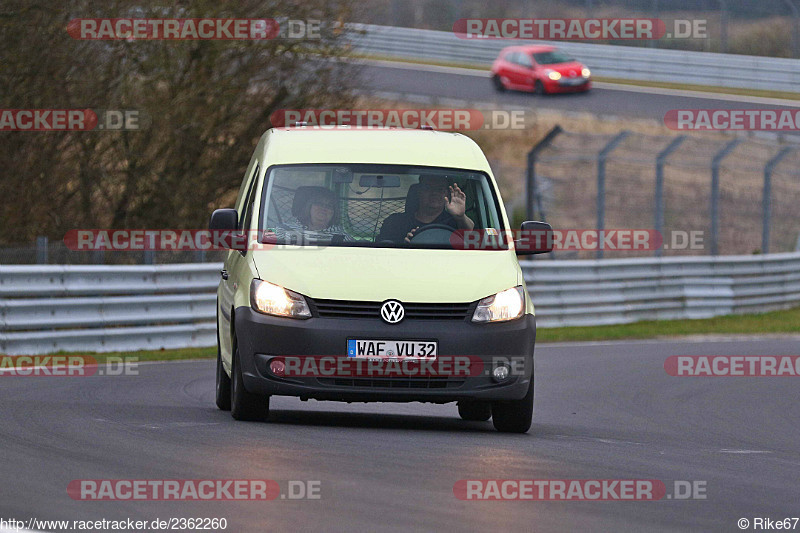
457,400 -> 492,421
231,341 -> 269,421
492,75 -> 506,92
215,348 -> 231,411
491,381 -> 534,433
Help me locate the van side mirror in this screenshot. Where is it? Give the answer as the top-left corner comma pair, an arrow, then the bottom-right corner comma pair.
210,208 -> 238,231
516,221 -> 553,255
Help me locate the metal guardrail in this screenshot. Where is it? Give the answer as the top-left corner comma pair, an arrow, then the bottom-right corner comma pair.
0,264 -> 218,355
348,24 -> 800,93
2,254 -> 799,354
524,252 -> 800,327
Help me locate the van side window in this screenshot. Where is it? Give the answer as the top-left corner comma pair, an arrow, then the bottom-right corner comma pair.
239,163 -> 260,231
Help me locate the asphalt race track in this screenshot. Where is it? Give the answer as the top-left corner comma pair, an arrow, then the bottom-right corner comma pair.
2,338 -> 798,532
358,62 -> 800,121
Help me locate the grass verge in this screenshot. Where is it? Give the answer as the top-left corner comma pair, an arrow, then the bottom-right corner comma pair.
536,306 -> 800,343
36,347 -> 217,364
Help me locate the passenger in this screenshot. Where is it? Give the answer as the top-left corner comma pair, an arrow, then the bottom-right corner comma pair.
295,187 -> 342,232
377,175 -> 474,243
270,186 -> 351,243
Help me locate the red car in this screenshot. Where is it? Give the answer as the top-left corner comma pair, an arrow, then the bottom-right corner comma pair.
490,45 -> 591,95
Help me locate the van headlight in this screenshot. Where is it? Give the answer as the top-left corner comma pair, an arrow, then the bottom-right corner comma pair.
250,279 -> 311,318
582,67 -> 591,78
472,286 -> 525,323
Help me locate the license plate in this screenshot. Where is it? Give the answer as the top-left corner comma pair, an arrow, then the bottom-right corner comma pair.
562,77 -> 584,85
347,339 -> 437,359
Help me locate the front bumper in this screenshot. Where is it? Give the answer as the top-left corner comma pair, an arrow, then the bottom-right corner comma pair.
546,78 -> 591,93
234,307 -> 536,403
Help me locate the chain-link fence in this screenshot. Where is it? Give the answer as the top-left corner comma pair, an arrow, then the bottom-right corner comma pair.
3,129 -> 799,264
527,126 -> 800,259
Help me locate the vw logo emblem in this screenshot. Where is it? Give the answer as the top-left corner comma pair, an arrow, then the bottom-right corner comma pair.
380,300 -> 405,324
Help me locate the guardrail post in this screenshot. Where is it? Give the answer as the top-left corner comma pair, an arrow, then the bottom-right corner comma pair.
36,236 -> 48,264
144,250 -> 155,265
526,125 -> 562,222
710,138 -> 742,256
655,136 -> 686,257
597,131 -> 630,259
762,146 -> 794,254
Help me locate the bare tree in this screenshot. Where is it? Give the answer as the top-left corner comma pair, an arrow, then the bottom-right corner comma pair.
0,0 -> 362,244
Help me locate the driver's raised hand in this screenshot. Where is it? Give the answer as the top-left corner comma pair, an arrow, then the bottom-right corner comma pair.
444,184 -> 466,217
404,226 -> 420,243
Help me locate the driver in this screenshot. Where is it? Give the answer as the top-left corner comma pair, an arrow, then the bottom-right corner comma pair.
377,174 -> 475,243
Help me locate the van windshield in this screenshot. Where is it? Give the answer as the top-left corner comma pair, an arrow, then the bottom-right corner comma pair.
259,164 -> 506,249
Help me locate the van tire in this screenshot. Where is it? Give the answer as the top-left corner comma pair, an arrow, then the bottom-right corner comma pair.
231,341 -> 269,421
491,381 -> 534,433
216,348 -> 232,411
458,400 -> 492,421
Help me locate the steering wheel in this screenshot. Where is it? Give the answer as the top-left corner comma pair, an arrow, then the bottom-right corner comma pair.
409,223 -> 457,244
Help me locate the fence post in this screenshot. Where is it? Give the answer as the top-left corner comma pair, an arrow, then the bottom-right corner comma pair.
649,0 -> 659,48
526,125 -> 562,222
597,131 -> 630,259
783,0 -> 800,58
718,0 -> 729,53
762,146 -> 794,254
36,236 -> 48,264
710,138 -> 742,256
654,136 -> 686,257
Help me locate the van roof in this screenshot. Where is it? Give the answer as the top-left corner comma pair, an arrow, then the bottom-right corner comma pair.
258,127 -> 492,173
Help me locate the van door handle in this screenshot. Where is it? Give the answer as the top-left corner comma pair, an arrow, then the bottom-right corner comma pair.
220,269 -> 229,280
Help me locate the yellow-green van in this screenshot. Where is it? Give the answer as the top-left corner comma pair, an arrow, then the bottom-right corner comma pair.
211,126 -> 552,432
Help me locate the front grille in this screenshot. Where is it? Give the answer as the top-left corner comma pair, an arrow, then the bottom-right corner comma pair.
317,377 -> 465,389
310,299 -> 472,321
